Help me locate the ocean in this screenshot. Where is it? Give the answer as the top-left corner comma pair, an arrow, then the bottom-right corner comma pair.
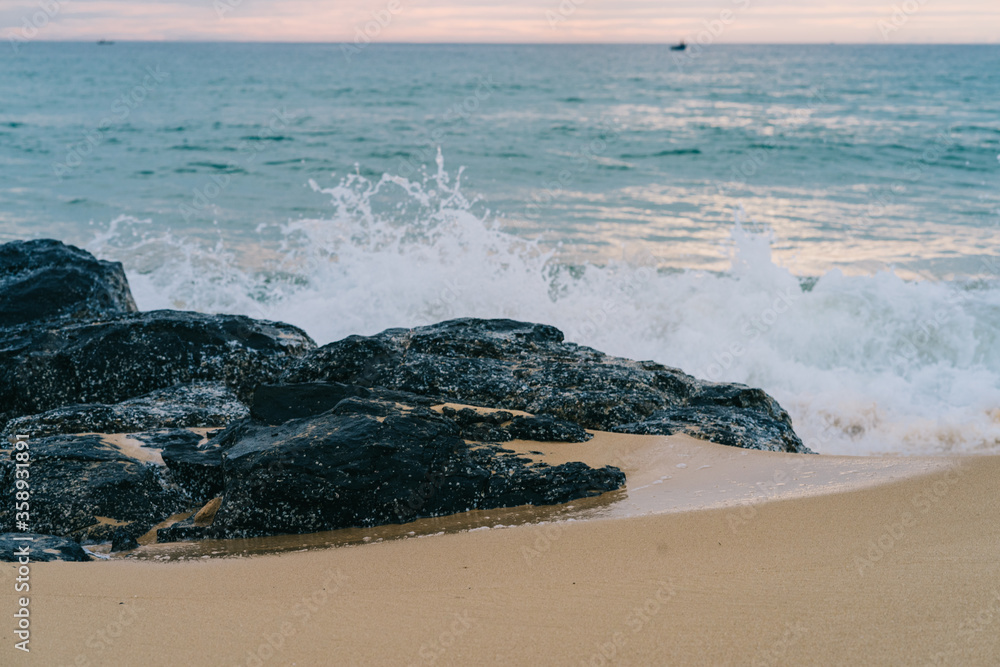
2,43 -> 999,456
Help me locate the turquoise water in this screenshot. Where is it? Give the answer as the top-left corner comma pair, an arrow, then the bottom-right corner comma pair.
2,43 -> 1000,455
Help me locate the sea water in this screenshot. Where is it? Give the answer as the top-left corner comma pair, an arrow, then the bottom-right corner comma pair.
2,43 -> 999,456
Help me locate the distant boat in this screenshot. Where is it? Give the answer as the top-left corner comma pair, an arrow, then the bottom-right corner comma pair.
670,41 -> 686,51
97,40 -> 114,45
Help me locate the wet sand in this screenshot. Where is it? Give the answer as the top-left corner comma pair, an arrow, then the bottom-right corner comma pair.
3,433 -> 999,665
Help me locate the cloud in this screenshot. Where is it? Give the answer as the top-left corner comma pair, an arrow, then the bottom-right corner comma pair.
2,0 -> 998,43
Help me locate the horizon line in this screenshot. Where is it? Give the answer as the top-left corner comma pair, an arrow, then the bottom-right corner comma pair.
15,40 -> 1000,46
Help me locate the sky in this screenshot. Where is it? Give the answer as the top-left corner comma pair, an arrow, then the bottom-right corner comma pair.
2,0 -> 999,44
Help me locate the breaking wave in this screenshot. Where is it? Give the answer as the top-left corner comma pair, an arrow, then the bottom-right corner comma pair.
86,153 -> 1000,456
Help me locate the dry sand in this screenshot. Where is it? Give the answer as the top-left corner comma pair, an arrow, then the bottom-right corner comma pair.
3,433 -> 999,666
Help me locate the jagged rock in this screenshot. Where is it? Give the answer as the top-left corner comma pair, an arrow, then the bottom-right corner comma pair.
156,498 -> 220,542
507,414 -> 592,442
0,533 -> 91,562
439,406 -> 592,443
252,382 -> 591,443
159,430 -> 226,502
0,434 -> 187,540
250,381 -> 433,425
110,527 -> 139,552
2,382 -> 248,440
132,428 -> 211,450
612,402 -> 808,451
280,318 -> 809,453
0,310 -> 315,429
440,406 -> 515,441
0,239 -> 137,327
207,397 -> 624,538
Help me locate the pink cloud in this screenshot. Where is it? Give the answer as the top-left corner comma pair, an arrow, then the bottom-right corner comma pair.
2,0 -> 998,42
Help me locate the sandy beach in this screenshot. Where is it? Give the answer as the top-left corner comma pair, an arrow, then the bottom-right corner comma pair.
4,432 -> 998,666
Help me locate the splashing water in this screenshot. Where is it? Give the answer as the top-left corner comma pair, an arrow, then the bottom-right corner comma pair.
87,156 -> 1000,457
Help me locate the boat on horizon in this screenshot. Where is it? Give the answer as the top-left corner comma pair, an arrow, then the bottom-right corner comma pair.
97,39 -> 114,45
670,41 -> 686,51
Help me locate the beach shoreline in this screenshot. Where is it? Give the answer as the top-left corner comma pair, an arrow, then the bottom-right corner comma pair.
5,435 -> 998,665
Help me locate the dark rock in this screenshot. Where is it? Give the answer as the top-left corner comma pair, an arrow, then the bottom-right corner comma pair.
0,533 -> 91,562
0,310 -> 315,429
613,386 -> 806,452
210,398 -> 624,538
2,382 -> 249,440
280,318 -> 809,453
0,239 -> 137,327
159,430 -> 226,502
506,414 -> 592,443
110,527 -> 139,552
132,428 -> 207,450
156,516 -> 206,542
0,434 -> 187,539
438,406 -> 592,443
440,406 -> 515,442
250,381 -> 433,425
440,406 -> 513,426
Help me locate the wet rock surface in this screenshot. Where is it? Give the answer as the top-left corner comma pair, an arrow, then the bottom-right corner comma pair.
0,533 -> 92,562
1,382 -> 248,440
0,391 -> 623,545
439,406 -> 593,443
0,434 -> 187,541
250,381 -> 434,425
158,429 -> 226,502
282,318 -> 810,453
612,405 -> 809,453
0,241 -> 815,550
110,527 -> 139,552
0,239 -> 137,328
208,397 -> 625,538
0,310 -> 315,429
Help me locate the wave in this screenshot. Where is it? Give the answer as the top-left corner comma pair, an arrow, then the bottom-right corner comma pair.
86,152 -> 1000,457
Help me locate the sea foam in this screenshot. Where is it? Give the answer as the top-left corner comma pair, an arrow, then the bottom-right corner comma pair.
86,155 -> 1000,457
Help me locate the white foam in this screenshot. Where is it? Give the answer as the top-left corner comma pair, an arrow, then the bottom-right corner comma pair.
86,154 -> 1000,457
